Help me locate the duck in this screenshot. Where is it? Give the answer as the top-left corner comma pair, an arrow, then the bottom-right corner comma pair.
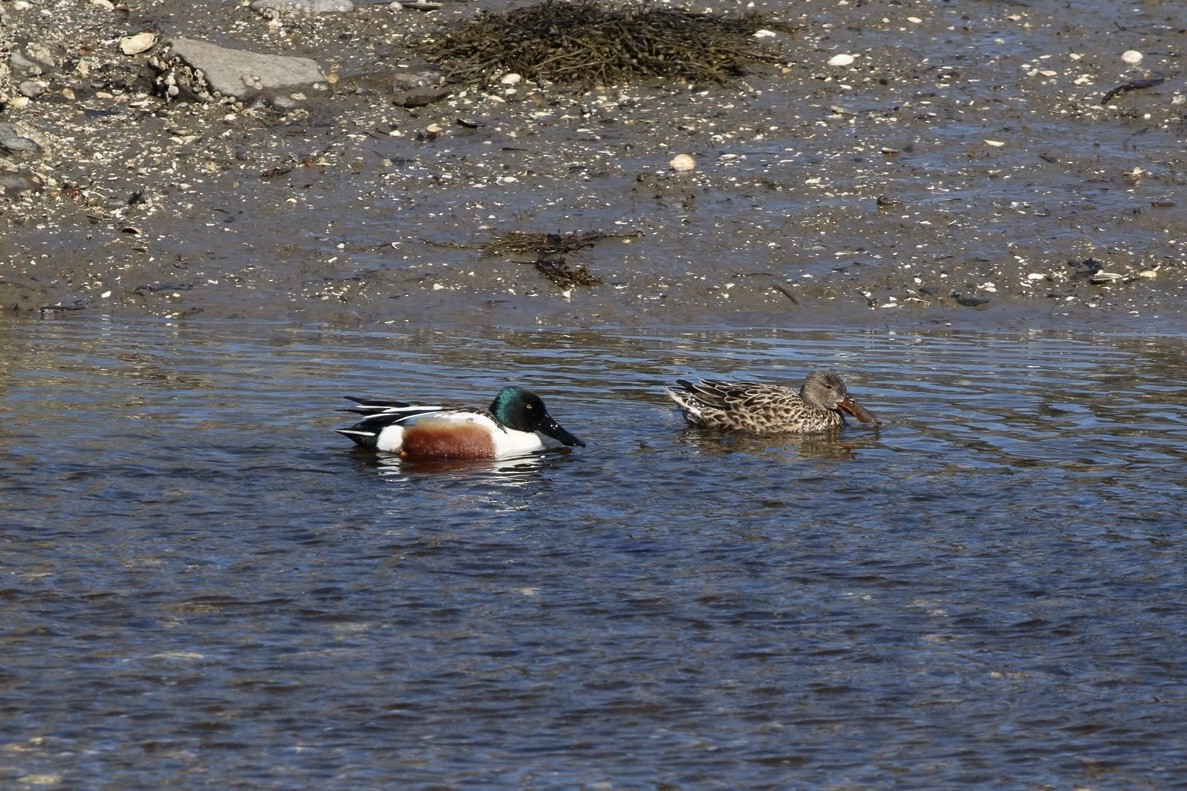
667,371 -> 881,434
337,386 -> 585,459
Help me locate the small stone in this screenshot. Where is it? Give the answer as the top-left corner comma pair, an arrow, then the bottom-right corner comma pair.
828,53 -> 855,67
500,73 -> 522,85
1121,50 -> 1143,65
18,80 -> 47,99
120,32 -> 158,55
669,153 -> 696,172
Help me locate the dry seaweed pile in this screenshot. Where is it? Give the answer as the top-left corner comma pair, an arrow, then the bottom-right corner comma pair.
416,0 -> 786,86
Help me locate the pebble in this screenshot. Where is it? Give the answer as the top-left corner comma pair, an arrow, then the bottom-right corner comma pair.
18,80 -> 48,99
669,153 -> 696,172
500,73 -> 522,86
828,54 -> 855,67
1121,50 -> 1143,65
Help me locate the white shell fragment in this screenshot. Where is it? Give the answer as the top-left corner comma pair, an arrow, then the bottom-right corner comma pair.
828,53 -> 855,67
669,153 -> 696,172
1090,271 -> 1125,284
1121,50 -> 1144,65
120,32 -> 158,56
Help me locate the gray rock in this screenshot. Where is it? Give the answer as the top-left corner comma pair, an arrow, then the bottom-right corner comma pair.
391,66 -> 450,107
0,123 -> 43,157
167,38 -> 326,100
18,80 -> 47,99
0,7 -> 11,105
393,85 -> 452,108
250,0 -> 354,12
0,170 -> 41,196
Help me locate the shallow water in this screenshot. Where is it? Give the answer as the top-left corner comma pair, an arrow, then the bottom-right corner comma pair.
2,317 -> 1186,788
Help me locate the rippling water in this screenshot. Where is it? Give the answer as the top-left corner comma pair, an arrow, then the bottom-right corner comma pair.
2,317 -> 1186,788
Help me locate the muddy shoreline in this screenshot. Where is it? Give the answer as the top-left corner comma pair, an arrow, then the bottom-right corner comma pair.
2,0 -> 1185,333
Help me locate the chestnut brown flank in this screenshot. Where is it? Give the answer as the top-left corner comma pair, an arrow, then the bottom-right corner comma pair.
400,422 -> 497,459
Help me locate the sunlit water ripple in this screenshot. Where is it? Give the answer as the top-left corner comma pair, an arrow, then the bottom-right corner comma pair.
1,317 -> 1185,789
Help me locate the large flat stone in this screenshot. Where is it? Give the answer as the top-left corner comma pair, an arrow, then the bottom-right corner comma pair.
168,38 -> 326,100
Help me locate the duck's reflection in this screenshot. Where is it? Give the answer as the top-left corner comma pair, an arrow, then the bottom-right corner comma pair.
674,427 -> 881,462
348,447 -> 575,479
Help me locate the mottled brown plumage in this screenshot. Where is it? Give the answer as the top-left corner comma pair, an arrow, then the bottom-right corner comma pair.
668,371 -> 880,434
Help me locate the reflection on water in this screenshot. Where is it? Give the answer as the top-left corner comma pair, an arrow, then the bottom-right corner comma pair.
354,446 -> 582,483
2,316 -> 1186,788
673,425 -> 881,462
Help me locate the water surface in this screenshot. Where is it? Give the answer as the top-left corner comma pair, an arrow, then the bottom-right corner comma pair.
2,317 -> 1185,788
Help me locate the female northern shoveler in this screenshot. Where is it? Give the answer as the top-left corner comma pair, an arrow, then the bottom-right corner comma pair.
668,371 -> 881,434
336,386 -> 585,459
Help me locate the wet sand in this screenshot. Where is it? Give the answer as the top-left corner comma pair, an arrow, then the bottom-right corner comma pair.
2,0 -> 1184,332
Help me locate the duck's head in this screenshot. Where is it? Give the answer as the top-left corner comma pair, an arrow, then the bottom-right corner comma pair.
800,371 -> 881,425
490,387 -> 586,447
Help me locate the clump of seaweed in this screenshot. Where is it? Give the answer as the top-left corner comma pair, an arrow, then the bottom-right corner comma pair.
415,0 -> 789,87
481,230 -> 637,289
529,253 -> 603,289
481,230 -> 618,258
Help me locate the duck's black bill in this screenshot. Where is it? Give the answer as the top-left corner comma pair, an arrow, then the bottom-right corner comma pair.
542,416 -> 586,447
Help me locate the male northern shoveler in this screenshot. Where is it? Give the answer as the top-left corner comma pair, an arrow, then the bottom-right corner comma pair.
668,371 -> 881,434
336,386 -> 585,459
